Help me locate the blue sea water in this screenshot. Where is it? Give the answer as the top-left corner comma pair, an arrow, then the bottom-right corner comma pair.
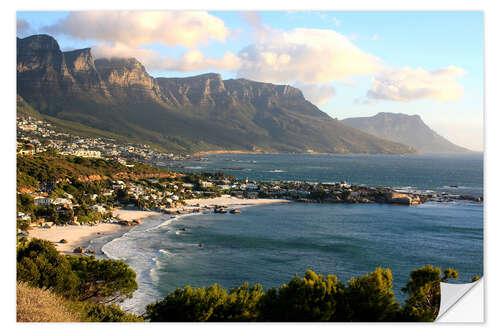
165,153 -> 484,197
100,153 -> 483,314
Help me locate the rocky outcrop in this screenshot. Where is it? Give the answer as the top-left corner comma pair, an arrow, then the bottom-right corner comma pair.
63,48 -> 110,97
77,174 -> 107,182
94,58 -> 167,104
384,192 -> 421,205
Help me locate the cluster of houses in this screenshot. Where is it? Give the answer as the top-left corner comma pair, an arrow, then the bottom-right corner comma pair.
16,116 -> 189,164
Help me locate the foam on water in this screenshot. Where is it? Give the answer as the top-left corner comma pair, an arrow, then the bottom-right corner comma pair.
101,212 -> 201,313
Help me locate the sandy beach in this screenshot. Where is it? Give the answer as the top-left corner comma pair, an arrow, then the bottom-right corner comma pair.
27,223 -> 125,254
112,209 -> 162,221
27,198 -> 290,254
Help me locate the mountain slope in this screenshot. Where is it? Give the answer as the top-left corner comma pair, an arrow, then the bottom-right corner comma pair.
17,34 -> 416,155
341,112 -> 469,153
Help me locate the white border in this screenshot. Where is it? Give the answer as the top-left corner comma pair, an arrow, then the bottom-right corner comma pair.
2,1 -> 497,331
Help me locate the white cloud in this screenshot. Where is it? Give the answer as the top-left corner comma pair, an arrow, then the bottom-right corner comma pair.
171,50 -> 241,72
295,83 -> 336,105
237,28 -> 382,85
42,11 -> 230,48
92,43 -> 241,72
48,11 -> 467,107
367,66 -> 466,102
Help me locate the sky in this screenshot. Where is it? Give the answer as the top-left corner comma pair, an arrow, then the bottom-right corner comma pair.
16,11 -> 484,151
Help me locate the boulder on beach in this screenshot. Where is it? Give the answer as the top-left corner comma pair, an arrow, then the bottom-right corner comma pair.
60,239 -> 68,244
73,247 -> 84,254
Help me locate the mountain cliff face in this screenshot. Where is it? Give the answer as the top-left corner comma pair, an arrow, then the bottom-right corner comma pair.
17,34 -> 416,154
341,112 -> 469,153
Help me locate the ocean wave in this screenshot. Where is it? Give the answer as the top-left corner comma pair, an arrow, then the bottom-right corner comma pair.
267,169 -> 285,173
159,249 -> 170,256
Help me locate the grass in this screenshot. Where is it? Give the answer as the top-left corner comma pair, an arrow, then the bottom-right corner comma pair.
16,282 -> 80,322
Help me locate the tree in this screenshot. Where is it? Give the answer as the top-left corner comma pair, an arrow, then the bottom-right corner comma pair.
212,283 -> 264,321
17,193 -> 35,213
116,188 -> 130,204
17,238 -> 80,299
67,255 -> 138,304
145,284 -> 229,321
81,303 -> 143,322
258,270 -> 341,321
401,265 -> 459,321
340,267 -> 401,321
145,282 -> 265,322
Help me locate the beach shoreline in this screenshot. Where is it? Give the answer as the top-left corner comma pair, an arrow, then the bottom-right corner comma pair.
25,197 -> 291,255
27,223 -> 126,255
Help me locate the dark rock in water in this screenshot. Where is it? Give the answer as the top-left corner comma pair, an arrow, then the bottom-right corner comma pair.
180,228 -> 187,231
214,206 -> 228,213
230,209 -> 241,214
198,243 -> 204,248
86,249 -> 95,254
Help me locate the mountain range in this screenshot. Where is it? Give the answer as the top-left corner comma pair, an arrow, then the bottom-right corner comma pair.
16,34 -> 417,155
341,113 -> 469,153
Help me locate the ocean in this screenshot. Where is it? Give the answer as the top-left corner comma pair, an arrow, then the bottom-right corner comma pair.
97,153 -> 483,314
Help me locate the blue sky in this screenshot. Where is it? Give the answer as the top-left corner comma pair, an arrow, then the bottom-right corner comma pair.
17,11 -> 484,151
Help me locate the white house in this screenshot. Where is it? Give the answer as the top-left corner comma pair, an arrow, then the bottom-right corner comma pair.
34,196 -> 53,206
53,198 -> 72,206
90,205 -> 107,214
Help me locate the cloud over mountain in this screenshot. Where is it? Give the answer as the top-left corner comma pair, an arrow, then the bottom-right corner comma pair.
237,28 -> 382,84
40,11 -> 467,106
295,83 -> 337,105
42,11 -> 230,48
367,66 -> 466,102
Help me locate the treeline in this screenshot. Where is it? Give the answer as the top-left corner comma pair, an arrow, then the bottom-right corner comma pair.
145,267 -> 479,322
16,238 -> 142,322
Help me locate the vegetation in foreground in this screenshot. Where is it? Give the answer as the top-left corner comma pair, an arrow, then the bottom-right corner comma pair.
145,266 -> 471,322
17,237 -> 479,322
16,238 -> 143,322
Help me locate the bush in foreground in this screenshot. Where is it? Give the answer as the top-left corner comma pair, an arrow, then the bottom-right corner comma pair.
16,238 -> 141,322
145,266 -> 466,322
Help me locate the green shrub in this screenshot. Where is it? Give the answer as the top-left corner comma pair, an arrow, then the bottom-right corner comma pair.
17,239 -> 80,299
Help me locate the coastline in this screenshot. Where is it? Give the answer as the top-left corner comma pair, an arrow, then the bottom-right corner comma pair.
191,150 -> 333,156
192,150 -> 270,156
26,198 -> 291,255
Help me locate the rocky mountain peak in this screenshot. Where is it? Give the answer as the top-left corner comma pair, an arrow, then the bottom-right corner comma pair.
342,112 -> 469,153
17,34 -> 61,52
64,48 -> 95,72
